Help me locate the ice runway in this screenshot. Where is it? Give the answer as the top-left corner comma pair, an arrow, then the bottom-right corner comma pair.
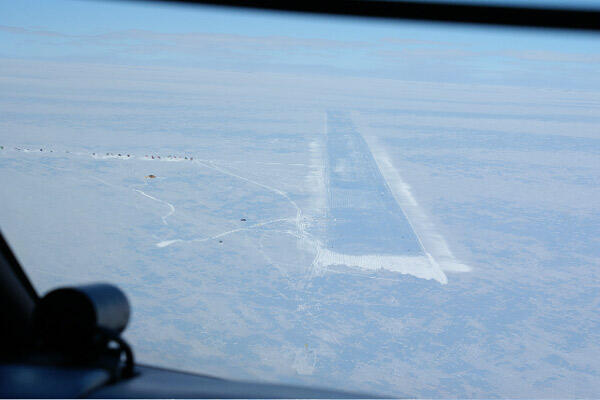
325,112 -> 423,256
313,112 -> 454,284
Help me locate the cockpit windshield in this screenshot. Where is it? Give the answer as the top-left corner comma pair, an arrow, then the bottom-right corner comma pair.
1,0 -> 600,396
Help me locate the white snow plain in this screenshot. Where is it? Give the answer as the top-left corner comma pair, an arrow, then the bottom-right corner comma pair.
1,54 -> 600,399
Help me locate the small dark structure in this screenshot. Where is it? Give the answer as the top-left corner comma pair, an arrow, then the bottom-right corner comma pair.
240,218 -> 246,222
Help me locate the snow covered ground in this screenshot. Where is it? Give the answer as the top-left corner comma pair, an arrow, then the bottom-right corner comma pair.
1,24 -> 600,397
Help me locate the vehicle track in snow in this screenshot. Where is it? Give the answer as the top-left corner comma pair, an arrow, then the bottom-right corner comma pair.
156,217 -> 292,248
194,159 -> 307,240
134,189 -> 175,226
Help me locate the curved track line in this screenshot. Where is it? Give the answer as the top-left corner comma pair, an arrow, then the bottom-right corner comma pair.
134,189 -> 175,225
156,217 -> 292,248
195,160 -> 306,238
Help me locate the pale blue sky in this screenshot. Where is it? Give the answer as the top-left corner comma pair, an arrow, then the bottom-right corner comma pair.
2,0 -> 600,87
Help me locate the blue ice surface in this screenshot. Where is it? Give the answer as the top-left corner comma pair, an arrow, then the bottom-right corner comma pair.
325,111 -> 423,256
